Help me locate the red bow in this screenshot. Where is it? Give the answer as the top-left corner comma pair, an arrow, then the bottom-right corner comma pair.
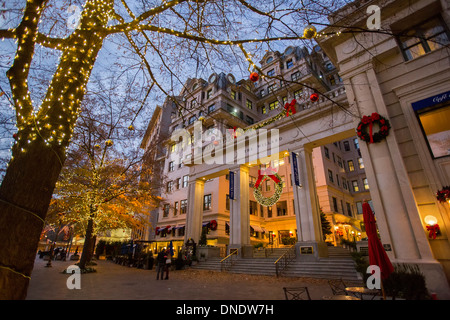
255,167 -> 280,188
426,224 -> 440,239
284,99 -> 297,117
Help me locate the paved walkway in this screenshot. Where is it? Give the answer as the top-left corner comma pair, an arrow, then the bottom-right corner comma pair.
27,256 -> 336,300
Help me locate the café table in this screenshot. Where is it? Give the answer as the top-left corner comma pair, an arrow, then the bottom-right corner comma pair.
345,287 -> 380,300
322,295 -> 361,300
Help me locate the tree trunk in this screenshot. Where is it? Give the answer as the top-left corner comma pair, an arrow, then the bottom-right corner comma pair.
78,218 -> 94,270
0,141 -> 64,299
0,0 -> 111,299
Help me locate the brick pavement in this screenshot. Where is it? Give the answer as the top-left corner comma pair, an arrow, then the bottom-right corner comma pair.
26,256 -> 335,300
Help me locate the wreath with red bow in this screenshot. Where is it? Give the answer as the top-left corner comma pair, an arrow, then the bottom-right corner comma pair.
356,113 -> 391,144
436,186 -> 450,203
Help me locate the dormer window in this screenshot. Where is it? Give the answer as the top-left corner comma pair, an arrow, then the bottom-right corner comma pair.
266,56 -> 273,64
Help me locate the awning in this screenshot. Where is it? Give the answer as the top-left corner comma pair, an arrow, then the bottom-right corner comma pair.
261,227 -> 268,233
175,224 -> 185,229
166,226 -> 173,232
202,221 -> 210,226
250,225 -> 264,233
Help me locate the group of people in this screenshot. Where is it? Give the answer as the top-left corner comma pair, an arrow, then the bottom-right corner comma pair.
155,248 -> 172,280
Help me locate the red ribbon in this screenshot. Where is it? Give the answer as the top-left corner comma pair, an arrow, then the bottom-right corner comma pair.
369,121 -> 374,143
426,224 -> 440,239
284,99 -> 297,117
255,168 -> 280,188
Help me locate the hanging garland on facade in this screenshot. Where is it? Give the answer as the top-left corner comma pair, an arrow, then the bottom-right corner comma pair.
253,168 -> 283,206
356,112 -> 391,144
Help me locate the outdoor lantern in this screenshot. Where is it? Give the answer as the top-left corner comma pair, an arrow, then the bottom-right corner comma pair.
424,215 -> 440,239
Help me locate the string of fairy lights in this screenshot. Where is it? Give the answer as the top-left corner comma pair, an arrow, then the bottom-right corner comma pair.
0,0 -> 351,163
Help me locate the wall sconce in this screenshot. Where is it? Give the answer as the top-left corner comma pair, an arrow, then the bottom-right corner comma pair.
424,215 -> 440,239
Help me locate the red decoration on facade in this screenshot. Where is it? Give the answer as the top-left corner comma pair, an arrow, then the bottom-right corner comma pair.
356,112 -> 391,144
426,224 -> 440,239
310,93 -> 319,102
284,99 -> 297,117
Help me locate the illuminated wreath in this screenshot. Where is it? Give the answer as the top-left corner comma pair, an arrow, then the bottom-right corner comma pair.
356,113 -> 391,144
253,170 -> 283,207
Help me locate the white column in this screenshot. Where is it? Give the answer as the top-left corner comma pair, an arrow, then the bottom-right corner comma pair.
290,148 -> 327,259
229,165 -> 251,255
185,179 -> 204,244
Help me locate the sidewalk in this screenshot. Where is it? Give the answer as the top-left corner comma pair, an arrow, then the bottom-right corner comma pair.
26,257 -> 334,300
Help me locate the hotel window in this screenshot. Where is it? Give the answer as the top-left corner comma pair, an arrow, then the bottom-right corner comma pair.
249,200 -> 258,215
226,194 -> 230,211
170,144 -> 176,153
267,69 -> 275,76
260,89 -> 266,97
208,104 -> 215,113
180,199 -> 187,214
261,106 -> 267,114
176,177 -> 181,189
337,156 -> 343,168
347,160 -> 355,172
328,170 -> 334,183
357,157 -> 364,169
354,138 -> 360,150
346,202 -> 352,216
203,194 -> 212,210
352,180 -> 359,192
286,59 -> 294,69
293,89 -> 303,100
268,84 -> 278,93
356,201 -> 363,215
269,100 -> 279,110
343,141 -> 350,151
174,202 -> 179,216
188,115 -> 196,125
414,99 -> 450,158
291,71 -> 301,81
398,17 -> 450,61
163,204 -> 170,217
342,178 -> 348,190
168,161 -> 174,172
260,204 -> 264,217
266,180 -> 271,191
207,89 -> 212,99
281,175 -> 286,188
246,115 -> 254,125
332,197 -> 338,212
246,99 -> 253,109
268,206 -> 272,218
230,90 -> 237,100
190,99 -> 197,108
324,147 -> 330,159
166,181 -> 173,193
249,176 -> 256,188
363,178 -> 370,190
182,175 -> 189,188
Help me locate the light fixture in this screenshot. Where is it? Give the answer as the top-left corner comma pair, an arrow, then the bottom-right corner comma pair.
424,215 -> 440,239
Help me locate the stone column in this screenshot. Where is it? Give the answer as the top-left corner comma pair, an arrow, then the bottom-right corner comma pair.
347,70 -> 450,298
229,165 -> 252,257
290,148 -> 328,260
185,179 -> 204,244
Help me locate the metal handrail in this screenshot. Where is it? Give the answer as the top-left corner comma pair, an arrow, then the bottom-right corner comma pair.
274,245 -> 296,277
220,249 -> 238,271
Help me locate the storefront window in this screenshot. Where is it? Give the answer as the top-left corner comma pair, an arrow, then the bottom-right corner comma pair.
415,102 -> 450,158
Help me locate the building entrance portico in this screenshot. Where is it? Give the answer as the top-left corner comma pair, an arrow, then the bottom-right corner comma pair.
183,84 -> 358,260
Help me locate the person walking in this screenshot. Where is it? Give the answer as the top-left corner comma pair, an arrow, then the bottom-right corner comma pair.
156,249 -> 166,280
164,248 -> 172,280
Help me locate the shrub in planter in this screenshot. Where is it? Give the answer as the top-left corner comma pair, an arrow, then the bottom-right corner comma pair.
383,264 -> 430,300
351,252 -> 370,283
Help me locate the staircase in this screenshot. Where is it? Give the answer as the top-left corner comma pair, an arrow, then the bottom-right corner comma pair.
191,246 -> 360,280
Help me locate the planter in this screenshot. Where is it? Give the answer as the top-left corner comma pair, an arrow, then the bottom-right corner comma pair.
197,246 -> 220,261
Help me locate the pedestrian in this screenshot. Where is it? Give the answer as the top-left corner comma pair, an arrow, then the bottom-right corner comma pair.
164,248 -> 172,280
156,249 -> 166,280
